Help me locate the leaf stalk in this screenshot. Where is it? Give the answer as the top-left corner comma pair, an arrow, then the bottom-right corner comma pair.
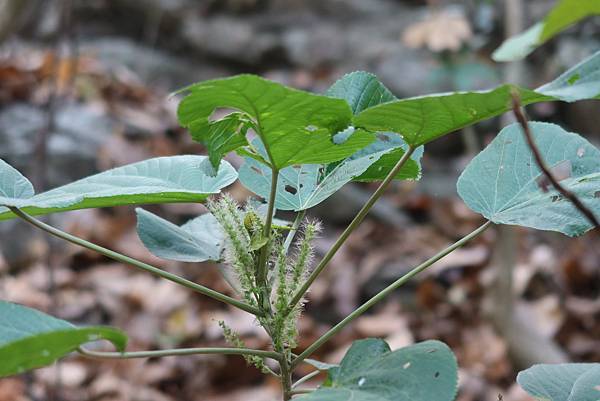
7,207 -> 263,316
285,146 -> 417,314
291,220 -> 492,369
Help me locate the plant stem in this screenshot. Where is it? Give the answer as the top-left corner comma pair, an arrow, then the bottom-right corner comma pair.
279,356 -> 293,401
283,210 -> 306,254
291,369 -> 320,389
291,220 -> 492,369
257,168 -> 279,313
289,389 -> 316,395
78,346 -> 281,361
286,146 -> 416,314
8,207 -> 263,316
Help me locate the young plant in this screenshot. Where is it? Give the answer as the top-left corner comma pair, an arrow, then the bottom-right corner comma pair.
0,49 -> 599,400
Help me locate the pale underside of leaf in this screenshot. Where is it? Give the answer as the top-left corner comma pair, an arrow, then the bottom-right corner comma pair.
492,0 -> 600,62
239,147 -> 397,211
517,363 -> 600,401
0,156 -> 237,221
457,122 -> 600,236
136,208 -> 225,262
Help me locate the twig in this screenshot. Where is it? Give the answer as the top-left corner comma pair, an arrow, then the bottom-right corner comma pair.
7,207 -> 263,316
78,346 -> 282,361
511,91 -> 600,231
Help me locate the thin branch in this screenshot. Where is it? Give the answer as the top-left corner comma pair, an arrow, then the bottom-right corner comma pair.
291,370 -> 321,389
78,346 -> 281,361
257,168 -> 279,313
283,210 -> 306,254
289,388 -> 316,396
7,207 -> 263,316
511,92 -> 600,230
291,221 -> 493,369
285,146 -> 417,315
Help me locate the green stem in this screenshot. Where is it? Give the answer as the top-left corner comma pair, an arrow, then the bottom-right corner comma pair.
289,389 -> 315,395
257,168 -> 279,313
291,369 -> 320,389
283,210 -> 306,254
280,356 -> 293,401
291,221 -> 492,369
78,346 -> 281,361
8,207 -> 263,317
286,146 -> 416,314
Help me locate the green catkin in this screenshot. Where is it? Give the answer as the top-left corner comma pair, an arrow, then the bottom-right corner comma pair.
271,243 -> 290,350
208,197 -> 258,305
218,321 -> 272,375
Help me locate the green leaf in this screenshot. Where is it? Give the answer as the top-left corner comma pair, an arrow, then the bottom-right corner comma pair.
297,339 -> 458,401
492,23 -> 544,62
136,208 -> 225,262
536,51 -> 600,102
0,301 -> 127,377
326,71 -> 396,114
493,0 -> 600,62
177,74 -> 375,169
353,85 -> 549,147
190,113 -> 249,174
348,132 -> 424,182
0,156 -> 237,221
325,73 -> 424,181
0,159 -> 34,203
517,363 -> 600,401
354,50 -> 600,147
239,141 -> 394,211
457,122 -> 600,237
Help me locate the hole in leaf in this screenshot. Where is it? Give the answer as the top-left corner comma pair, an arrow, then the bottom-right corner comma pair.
377,133 -> 391,142
536,160 -> 572,192
567,73 -> 581,85
577,147 -> 586,157
285,185 -> 298,195
305,125 -> 318,132
427,349 -> 437,353
403,362 -> 411,369
434,372 -> 440,378
551,195 -> 564,202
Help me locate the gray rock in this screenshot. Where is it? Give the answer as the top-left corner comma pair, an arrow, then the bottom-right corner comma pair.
0,102 -> 113,187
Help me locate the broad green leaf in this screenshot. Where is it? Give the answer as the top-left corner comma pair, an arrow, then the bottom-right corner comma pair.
457,122 -> 600,236
190,113 -> 249,174
239,143 -> 395,211
493,0 -> 600,62
536,51 -> 600,102
0,301 -> 127,377
325,72 -> 424,181
136,208 -> 225,262
298,339 -> 458,401
354,50 -> 600,147
326,71 -> 396,114
517,363 -> 600,401
0,156 -> 237,221
353,85 -> 549,147
348,132 -> 424,182
177,74 -> 375,169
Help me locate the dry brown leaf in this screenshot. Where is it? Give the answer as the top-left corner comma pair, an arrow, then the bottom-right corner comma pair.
402,11 -> 472,52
